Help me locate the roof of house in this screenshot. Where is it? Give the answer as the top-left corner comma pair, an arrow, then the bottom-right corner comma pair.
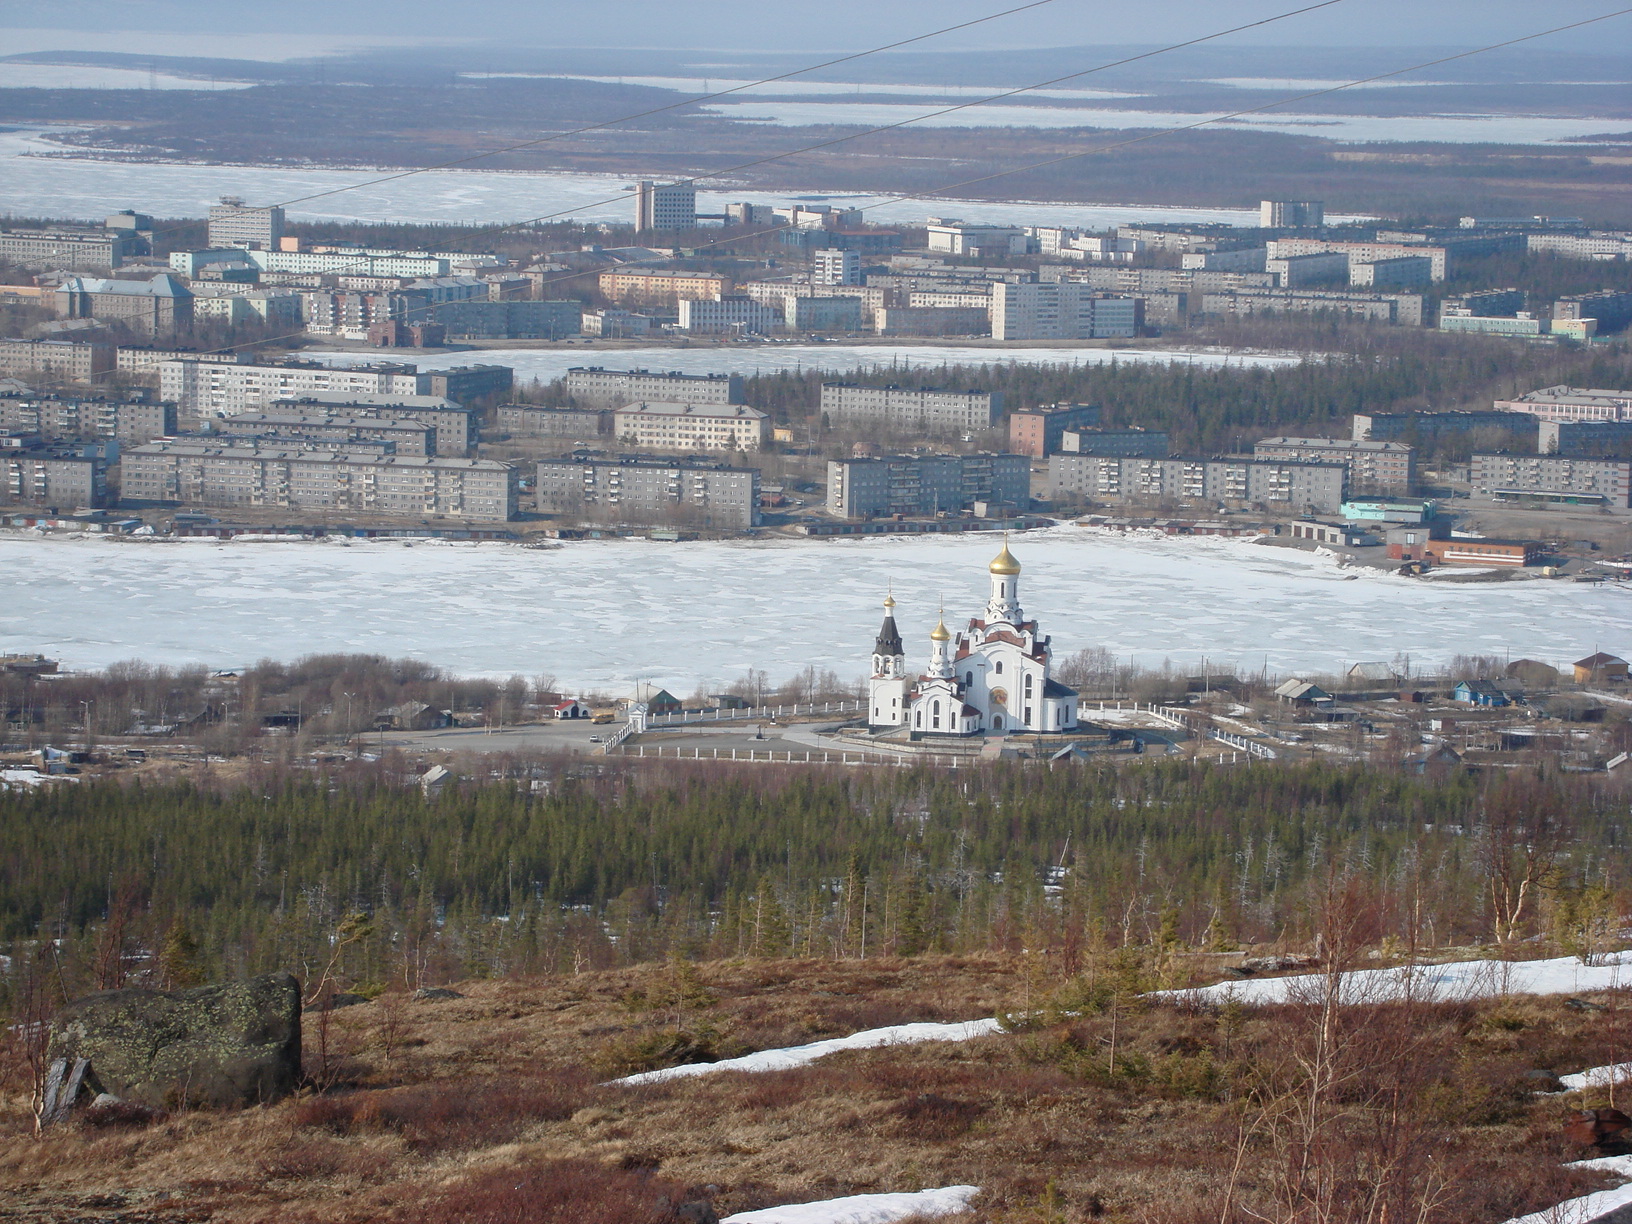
62,274 -> 191,298
1275,679 -> 1329,700
1576,653 -> 1627,668
1347,662 -> 1397,681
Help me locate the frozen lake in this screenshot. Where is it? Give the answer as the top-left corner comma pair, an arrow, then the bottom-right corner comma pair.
2,528 -> 1626,694
307,343 -> 1299,384
0,125 -> 1285,229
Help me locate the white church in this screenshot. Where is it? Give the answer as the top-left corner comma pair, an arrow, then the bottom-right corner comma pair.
869,540 -> 1079,738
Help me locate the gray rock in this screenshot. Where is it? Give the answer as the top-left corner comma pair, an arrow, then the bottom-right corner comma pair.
412,987 -> 464,1001
304,991 -> 368,1013
47,972 -> 301,1110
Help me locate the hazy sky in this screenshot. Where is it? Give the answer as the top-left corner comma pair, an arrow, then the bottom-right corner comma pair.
4,0 -> 1630,53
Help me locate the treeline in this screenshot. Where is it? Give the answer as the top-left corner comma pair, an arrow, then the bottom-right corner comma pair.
0,760 -> 1623,1002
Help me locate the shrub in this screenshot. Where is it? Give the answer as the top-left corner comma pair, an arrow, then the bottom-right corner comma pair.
407,1159 -> 697,1224
292,1073 -> 589,1153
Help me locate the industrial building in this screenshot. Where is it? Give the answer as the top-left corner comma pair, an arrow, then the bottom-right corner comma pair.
1050,454 -> 1347,515
535,452 -> 760,529
122,440 -> 516,520
1470,453 -> 1632,509
612,401 -> 769,452
1252,436 -> 1416,494
826,453 -> 1030,519
0,394 -> 176,446
820,383 -> 1001,434
565,367 -> 744,409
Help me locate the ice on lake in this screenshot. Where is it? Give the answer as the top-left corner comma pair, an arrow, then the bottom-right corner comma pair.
2,526 -> 1626,694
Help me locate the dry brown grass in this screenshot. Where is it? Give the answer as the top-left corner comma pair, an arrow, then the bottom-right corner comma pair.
0,955 -> 1625,1223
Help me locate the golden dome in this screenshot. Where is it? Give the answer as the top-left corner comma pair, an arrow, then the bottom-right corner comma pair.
929,616 -> 951,642
988,539 -> 1021,575
883,592 -> 896,609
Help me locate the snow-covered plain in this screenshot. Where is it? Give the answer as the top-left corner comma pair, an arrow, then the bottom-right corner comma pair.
720,1186 -> 980,1224
1168,952 -> 1632,1008
3,526 -> 1627,690
610,1019 -> 1001,1086
306,343 -> 1297,385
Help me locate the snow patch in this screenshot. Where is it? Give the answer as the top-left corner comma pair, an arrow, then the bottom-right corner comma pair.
609,1019 -> 1002,1086
1503,1157 -> 1632,1224
1560,1063 -> 1632,1093
721,1186 -> 980,1224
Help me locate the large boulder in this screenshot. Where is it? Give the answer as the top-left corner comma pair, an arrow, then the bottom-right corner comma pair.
47,972 -> 301,1110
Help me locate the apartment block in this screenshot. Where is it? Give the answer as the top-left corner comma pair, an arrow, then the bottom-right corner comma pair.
217,412 -> 435,457
677,296 -> 783,334
826,453 -> 1029,519
1539,419 -> 1632,457
598,270 -> 730,305
1527,231 -> 1632,261
1059,428 -> 1169,458
990,282 -> 1140,340
613,401 -> 769,452
1353,411 -> 1537,444
1050,454 -> 1346,514
1008,403 -> 1101,458
122,440 -> 516,520
159,360 -> 509,421
926,219 -> 1029,257
1555,290 -> 1632,335
1492,386 -> 1632,424
1260,200 -> 1324,228
1199,288 -> 1425,326
0,228 -> 129,271
820,383 -> 1001,434
0,338 -> 115,383
785,295 -> 864,332
206,200 -> 286,249
635,181 -> 697,231
267,394 -> 478,456
536,452 -> 759,529
1350,256 -> 1434,289
565,368 -> 744,409
495,404 -> 608,440
1471,453 -> 1632,509
0,394 -> 176,445
1253,436 -> 1416,494
55,275 -> 193,333
813,248 -> 861,285
428,299 -> 581,340
1,445 -> 109,509
1266,253 -> 1348,287
873,306 -> 991,337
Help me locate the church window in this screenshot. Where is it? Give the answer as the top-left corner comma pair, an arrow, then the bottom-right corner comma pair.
994,715 -> 1004,729
1024,674 -> 1034,695
1024,706 -> 1032,724
994,660 -> 1003,675
932,699 -> 942,729
966,672 -> 973,686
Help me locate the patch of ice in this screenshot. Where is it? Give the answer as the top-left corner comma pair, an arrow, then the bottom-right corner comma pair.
721,1186 -> 980,1224
609,1019 -> 1001,1086
1166,952 -> 1632,1007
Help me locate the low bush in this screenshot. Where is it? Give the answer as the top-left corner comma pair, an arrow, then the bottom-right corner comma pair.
406,1159 -> 698,1224
292,1073 -> 589,1153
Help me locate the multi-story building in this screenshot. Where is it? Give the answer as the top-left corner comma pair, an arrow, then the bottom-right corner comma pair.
428,299 -> 581,340
1,444 -> 109,508
677,296 -> 784,335
495,404 -> 608,440
1180,247 -> 1270,273
0,228 -> 129,271
820,383 -> 1001,434
1470,453 -> 1632,509
1492,386 -> 1632,424
0,394 -> 176,445
1260,200 -> 1324,228
1539,419 -> 1632,457
1353,411 -> 1537,444
926,219 -> 1029,257
1266,253 -> 1349,287
536,452 -> 759,529
634,181 -> 697,231
598,270 -> 730,305
207,199 -> 286,249
1350,256 -> 1434,289
1252,436 -> 1416,495
266,394 -> 478,456
990,282 -> 1140,341
826,453 -> 1030,518
1050,454 -> 1346,514
217,412 -> 435,457
1059,428 -> 1169,457
159,360 -> 509,421
813,248 -> 861,286
421,365 -> 513,405
54,275 -> 193,333
784,295 -> 863,332
1526,230 -> 1632,261
122,440 -> 516,520
188,285 -> 303,328
0,338 -> 115,383
1008,403 -> 1101,458
1199,288 -> 1425,326
565,368 -> 744,409
115,346 -> 248,378
1555,290 -> 1632,336
612,401 -> 769,452
873,306 -> 992,337
742,281 -> 888,328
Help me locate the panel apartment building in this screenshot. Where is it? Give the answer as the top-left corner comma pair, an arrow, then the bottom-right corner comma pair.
826,453 -> 1030,519
1471,453 -> 1632,509
267,394 -> 479,457
990,282 -> 1141,341
1539,419 -> 1632,457
206,201 -> 286,249
565,367 -> 745,409
0,338 -> 115,383
1050,454 -> 1347,515
1252,436 -> 1416,494
612,402 -> 769,452
536,453 -> 760,529
0,228 -> 129,271
495,404 -> 608,440
1353,411 -> 1538,444
597,270 -> 731,305
217,412 -> 435,457
160,360 -> 508,426
1,445 -> 109,509
820,383 -> 1001,434
1008,403 -> 1101,457
123,440 -> 517,521
0,395 -> 176,446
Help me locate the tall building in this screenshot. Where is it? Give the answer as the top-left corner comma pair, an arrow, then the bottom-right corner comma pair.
1252,436 -> 1416,495
634,181 -> 697,231
0,394 -> 176,445
1,445 -> 109,508
866,543 -> 1079,736
990,283 -> 1140,341
820,383 -> 1001,434
826,453 -> 1029,519
1260,200 -> 1325,229
813,248 -> 861,286
535,452 -> 760,529
206,199 -> 286,250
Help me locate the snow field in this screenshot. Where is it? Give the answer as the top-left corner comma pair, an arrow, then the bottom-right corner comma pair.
720,1186 -> 980,1224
